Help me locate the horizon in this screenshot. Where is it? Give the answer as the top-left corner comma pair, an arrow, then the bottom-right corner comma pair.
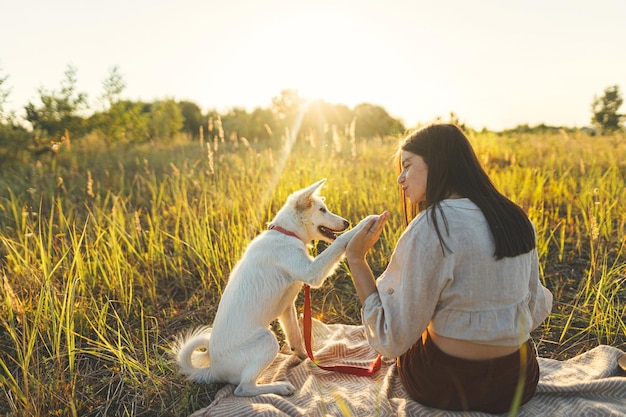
2,0 -> 626,131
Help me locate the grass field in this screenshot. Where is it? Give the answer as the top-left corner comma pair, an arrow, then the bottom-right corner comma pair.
0,128 -> 625,416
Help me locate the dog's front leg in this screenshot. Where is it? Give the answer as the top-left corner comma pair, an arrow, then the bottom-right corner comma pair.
278,302 -> 307,360
297,215 -> 379,288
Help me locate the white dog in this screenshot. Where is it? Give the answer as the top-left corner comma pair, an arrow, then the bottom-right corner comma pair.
172,179 -> 370,397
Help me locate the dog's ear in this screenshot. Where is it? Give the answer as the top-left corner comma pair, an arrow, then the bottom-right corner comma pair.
307,178 -> 326,194
295,179 -> 326,210
300,178 -> 326,197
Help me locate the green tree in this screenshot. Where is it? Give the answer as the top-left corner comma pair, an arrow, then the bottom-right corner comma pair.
149,99 -> 183,141
89,67 -> 151,145
300,100 -> 354,144
592,85 -> 624,134
178,100 -> 204,138
302,100 -> 352,130
25,64 -> 88,138
248,106 -> 276,143
100,66 -> 126,110
221,107 -> 252,141
353,103 -> 405,139
0,66 -> 30,164
0,123 -> 30,164
271,89 -> 306,133
89,100 -> 150,145
0,64 -> 11,123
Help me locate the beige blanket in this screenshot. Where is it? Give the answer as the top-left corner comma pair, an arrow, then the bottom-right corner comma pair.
191,320 -> 626,417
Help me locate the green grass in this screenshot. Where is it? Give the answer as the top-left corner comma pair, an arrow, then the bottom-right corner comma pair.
0,129 -> 625,416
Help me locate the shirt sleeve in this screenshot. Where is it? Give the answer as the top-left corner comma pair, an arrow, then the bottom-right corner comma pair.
360,220 -> 453,359
527,248 -> 553,329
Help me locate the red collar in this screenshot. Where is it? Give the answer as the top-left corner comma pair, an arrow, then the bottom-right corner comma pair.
268,224 -> 301,240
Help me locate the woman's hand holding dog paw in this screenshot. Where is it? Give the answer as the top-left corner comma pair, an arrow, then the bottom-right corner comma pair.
346,212 -> 389,261
336,214 -> 381,246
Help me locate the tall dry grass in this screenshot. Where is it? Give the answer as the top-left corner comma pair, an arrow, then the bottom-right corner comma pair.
0,128 -> 624,415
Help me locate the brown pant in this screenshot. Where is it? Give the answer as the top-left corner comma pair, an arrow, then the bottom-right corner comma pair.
396,331 -> 539,414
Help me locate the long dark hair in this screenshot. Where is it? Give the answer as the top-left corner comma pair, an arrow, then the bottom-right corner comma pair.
400,123 -> 535,259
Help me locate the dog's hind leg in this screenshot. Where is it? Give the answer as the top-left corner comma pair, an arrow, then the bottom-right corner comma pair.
233,328 -> 296,397
279,302 -> 307,359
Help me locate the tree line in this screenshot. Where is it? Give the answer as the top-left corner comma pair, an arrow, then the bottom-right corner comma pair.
0,65 -> 405,165
0,64 -> 624,165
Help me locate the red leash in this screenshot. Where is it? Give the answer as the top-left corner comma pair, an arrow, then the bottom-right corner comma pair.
302,284 -> 382,376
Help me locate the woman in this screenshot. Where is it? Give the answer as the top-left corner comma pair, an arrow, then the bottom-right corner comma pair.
346,124 -> 553,413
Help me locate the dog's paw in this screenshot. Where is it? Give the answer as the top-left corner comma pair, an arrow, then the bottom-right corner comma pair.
344,215 -> 379,237
290,345 -> 309,360
354,214 -> 380,229
294,348 -> 309,360
235,381 -> 297,397
275,382 -> 297,396
335,215 -> 379,246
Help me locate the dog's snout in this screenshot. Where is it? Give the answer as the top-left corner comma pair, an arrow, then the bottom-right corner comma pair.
343,220 -> 349,228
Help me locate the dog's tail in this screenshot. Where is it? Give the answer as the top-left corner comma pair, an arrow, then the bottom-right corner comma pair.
171,326 -> 215,383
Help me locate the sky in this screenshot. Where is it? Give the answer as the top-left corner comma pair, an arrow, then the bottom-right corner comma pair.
1,0 -> 625,131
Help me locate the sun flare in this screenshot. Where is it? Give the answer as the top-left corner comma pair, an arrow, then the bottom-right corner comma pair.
236,7 -> 397,108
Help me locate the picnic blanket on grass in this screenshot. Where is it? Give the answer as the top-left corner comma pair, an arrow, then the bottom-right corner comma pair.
191,320 -> 626,417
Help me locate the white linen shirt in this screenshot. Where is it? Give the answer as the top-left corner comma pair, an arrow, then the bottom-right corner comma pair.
361,198 -> 553,359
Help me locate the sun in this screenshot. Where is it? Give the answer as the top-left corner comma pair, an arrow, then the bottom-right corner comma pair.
202,4 -> 442,128
229,7 -> 390,108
